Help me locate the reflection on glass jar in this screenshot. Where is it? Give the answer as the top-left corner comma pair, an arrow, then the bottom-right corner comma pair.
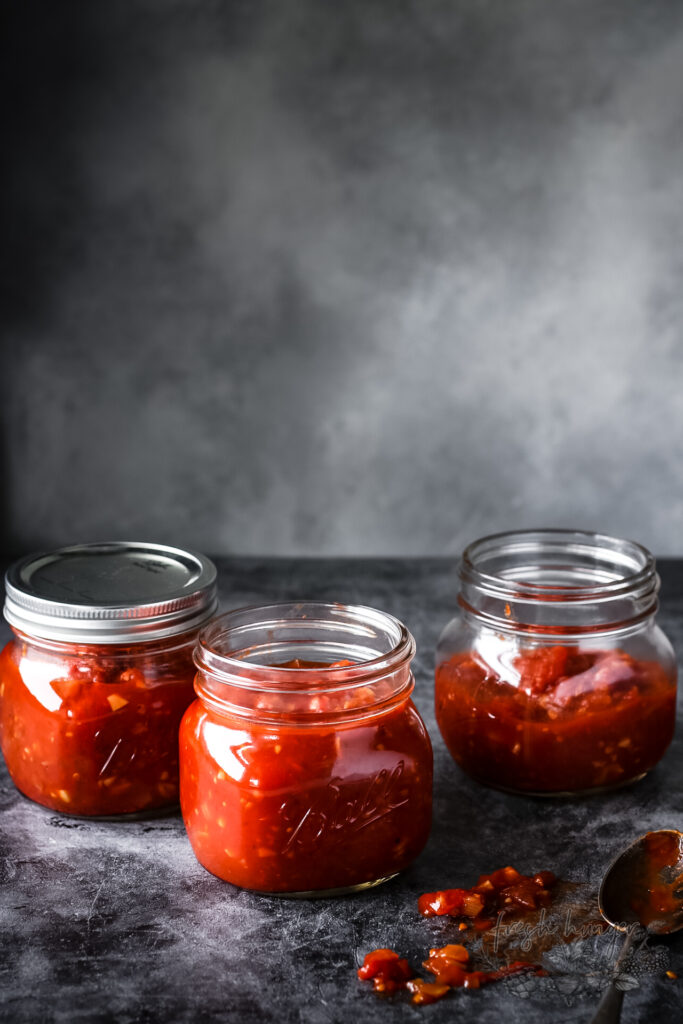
0,542 -> 217,815
435,530 -> 677,796
180,602 -> 433,895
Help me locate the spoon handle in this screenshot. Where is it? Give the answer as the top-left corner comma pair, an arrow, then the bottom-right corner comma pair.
588,929 -> 638,1024
589,983 -> 624,1024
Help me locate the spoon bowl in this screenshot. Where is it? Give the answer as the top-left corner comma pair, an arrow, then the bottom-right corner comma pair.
589,828 -> 683,1024
599,828 -> 683,936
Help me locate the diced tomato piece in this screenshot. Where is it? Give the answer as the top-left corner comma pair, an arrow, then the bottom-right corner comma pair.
462,892 -> 485,917
514,646 -> 569,694
51,678 -> 83,702
533,870 -> 557,888
423,944 -> 469,985
406,978 -> 451,1005
357,948 -> 412,991
417,888 -> 466,917
358,949 -> 399,980
486,866 -> 523,889
432,943 -> 469,963
106,693 -> 129,713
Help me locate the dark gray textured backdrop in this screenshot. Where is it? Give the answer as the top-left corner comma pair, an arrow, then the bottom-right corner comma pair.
3,0 -> 683,557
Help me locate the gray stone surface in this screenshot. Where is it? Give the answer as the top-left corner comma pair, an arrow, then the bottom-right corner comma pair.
3,2 -> 683,556
0,557 -> 682,1023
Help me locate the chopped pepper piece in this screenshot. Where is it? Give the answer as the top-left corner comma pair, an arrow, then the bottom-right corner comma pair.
419,866 -> 556,926
357,949 -> 413,993
406,978 -> 451,1005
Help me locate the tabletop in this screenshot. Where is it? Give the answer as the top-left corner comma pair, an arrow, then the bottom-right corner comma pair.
1,557 -> 682,1024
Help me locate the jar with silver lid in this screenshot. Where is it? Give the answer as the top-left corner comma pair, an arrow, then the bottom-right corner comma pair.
0,542 -> 217,816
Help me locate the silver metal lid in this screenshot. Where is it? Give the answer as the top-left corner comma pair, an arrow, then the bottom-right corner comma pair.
4,542 -> 218,643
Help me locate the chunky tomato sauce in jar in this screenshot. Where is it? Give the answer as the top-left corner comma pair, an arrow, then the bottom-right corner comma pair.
0,542 -> 217,815
180,602 -> 433,895
435,531 -> 677,795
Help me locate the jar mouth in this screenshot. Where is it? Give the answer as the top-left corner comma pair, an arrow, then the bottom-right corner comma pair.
195,602 -> 415,693
460,529 -> 656,602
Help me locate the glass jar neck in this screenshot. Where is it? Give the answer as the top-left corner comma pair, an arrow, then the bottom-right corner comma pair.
458,530 -> 659,636
10,626 -> 198,657
193,602 -> 415,726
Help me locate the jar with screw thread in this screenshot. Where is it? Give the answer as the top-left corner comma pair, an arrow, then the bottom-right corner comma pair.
180,602 -> 433,895
0,542 -> 217,816
435,530 -> 677,796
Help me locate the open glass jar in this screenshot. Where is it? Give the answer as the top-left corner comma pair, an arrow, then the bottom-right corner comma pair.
435,530 -> 677,796
0,542 -> 217,816
180,602 -> 433,896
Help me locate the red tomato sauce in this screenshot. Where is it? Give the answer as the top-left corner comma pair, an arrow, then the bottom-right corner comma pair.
435,647 -> 676,793
0,637 -> 196,815
630,831 -> 683,932
358,944 -> 545,1005
357,949 -> 413,993
357,865 -> 554,1004
179,660 -> 433,893
418,865 -> 556,928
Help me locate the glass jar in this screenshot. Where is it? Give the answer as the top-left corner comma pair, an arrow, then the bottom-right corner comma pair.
435,530 -> 677,796
0,542 -> 217,815
180,602 -> 433,896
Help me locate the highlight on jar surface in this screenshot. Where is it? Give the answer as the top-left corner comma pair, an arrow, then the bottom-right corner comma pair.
0,542 -> 217,816
180,602 -> 433,895
435,530 -> 677,796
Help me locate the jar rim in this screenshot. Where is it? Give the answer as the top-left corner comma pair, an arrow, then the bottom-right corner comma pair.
460,529 -> 656,603
194,601 -> 415,692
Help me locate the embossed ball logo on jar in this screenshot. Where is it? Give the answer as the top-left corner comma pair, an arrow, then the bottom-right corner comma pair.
180,603 -> 433,896
279,762 -> 410,853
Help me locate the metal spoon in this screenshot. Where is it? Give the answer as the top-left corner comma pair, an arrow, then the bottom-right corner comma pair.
589,828 -> 683,1024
